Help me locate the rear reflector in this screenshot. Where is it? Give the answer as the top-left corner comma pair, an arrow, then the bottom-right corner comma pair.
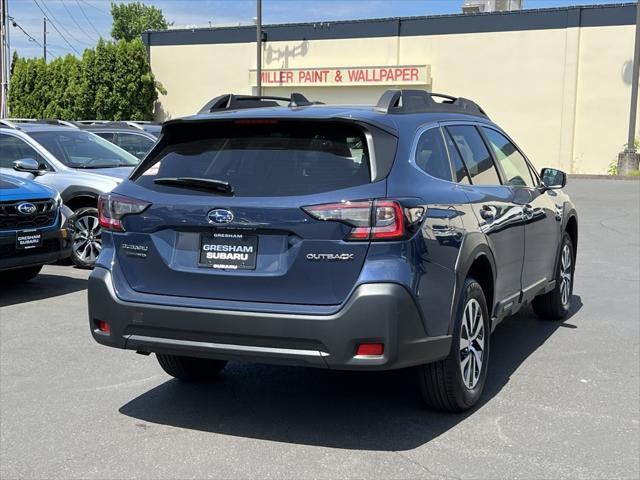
302,199 -> 405,241
356,343 -> 384,356
96,320 -> 110,334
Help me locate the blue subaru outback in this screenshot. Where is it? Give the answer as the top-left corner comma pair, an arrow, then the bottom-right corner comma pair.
88,90 -> 578,411
0,175 -> 71,282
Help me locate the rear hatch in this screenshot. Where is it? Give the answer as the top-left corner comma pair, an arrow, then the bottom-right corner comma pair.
110,118 -> 397,306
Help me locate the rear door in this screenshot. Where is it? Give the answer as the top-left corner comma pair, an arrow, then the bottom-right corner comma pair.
444,124 -> 525,313
116,119 -> 393,306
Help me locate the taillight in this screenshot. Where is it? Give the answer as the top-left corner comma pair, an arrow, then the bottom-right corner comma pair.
98,193 -> 150,232
302,199 -> 405,241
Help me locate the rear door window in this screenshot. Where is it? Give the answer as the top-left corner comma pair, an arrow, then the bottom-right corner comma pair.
414,127 -> 452,181
135,121 -> 371,197
445,125 -> 501,185
442,129 -> 471,184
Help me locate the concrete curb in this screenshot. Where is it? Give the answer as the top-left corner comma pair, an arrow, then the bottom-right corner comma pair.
569,174 -> 640,180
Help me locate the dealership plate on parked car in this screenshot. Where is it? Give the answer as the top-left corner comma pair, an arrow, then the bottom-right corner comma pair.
199,232 -> 258,270
16,230 -> 43,250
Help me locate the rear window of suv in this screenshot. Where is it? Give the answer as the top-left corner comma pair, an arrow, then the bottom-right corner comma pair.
135,121 -> 371,197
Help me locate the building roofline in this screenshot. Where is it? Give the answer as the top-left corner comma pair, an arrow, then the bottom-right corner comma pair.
143,2 -> 636,47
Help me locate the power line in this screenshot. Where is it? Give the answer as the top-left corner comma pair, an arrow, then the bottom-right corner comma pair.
61,0 -> 99,42
32,0 -> 81,55
78,0 -> 110,16
38,0 -> 93,47
8,16 -> 42,48
75,0 -> 103,39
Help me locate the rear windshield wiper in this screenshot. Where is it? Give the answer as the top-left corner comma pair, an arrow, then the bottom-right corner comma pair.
153,177 -> 234,196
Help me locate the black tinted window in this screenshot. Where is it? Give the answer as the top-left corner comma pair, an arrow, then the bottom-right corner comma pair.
446,126 -> 501,185
135,121 -> 371,197
0,134 -> 46,169
443,130 -> 471,184
94,132 -> 116,143
414,128 -> 452,181
117,133 -> 155,160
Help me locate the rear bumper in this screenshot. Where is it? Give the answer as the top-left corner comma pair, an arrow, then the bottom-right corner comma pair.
0,227 -> 71,271
88,267 -> 451,370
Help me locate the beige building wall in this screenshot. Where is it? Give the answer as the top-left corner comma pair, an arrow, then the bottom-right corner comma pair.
149,23 -> 636,174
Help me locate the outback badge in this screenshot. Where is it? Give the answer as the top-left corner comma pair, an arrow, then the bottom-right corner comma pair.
306,253 -> 355,261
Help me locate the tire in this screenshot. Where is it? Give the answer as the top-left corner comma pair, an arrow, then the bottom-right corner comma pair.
3,265 -> 43,283
418,278 -> 490,412
70,207 -> 102,269
156,354 -> 227,383
532,232 -> 575,320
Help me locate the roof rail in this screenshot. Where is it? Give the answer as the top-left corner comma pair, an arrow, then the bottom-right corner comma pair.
198,92 -> 321,114
0,119 -> 17,129
374,89 -> 488,118
75,120 -> 146,130
6,118 -> 79,128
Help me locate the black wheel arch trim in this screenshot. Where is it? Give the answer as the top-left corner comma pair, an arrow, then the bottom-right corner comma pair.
450,234 -> 497,335
60,186 -> 101,207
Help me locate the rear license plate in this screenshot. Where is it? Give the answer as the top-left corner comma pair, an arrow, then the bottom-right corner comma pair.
199,233 -> 258,270
16,230 -> 43,250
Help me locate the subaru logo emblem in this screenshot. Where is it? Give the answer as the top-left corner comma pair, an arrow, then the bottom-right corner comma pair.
207,208 -> 234,224
17,202 -> 37,215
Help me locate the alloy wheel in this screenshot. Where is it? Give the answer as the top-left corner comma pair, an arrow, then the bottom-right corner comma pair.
459,298 -> 485,389
73,214 -> 102,264
559,244 -> 572,307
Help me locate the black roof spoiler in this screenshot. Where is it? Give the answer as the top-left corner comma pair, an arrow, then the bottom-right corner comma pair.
375,89 -> 488,118
198,93 -> 322,114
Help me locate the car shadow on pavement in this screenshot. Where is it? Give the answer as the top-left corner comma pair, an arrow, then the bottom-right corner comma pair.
0,274 -> 87,308
119,296 -> 583,451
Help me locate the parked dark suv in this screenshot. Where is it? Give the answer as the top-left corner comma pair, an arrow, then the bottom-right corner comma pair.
88,90 -> 578,411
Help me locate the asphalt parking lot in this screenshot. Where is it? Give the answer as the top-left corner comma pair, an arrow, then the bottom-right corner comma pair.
1,178 -> 638,480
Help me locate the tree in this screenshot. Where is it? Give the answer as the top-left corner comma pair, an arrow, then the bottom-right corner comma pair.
111,1 -> 170,42
8,2 -> 166,120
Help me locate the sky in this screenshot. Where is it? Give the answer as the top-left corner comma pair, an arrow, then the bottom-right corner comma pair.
6,0 -> 631,59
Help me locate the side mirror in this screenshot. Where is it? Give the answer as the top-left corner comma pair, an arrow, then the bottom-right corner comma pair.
540,167 -> 566,190
13,158 -> 46,175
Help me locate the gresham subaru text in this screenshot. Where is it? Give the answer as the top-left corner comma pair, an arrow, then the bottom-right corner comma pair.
87,90 -> 578,412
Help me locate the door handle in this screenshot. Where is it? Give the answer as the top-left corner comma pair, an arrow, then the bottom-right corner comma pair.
523,204 -> 534,218
479,205 -> 494,221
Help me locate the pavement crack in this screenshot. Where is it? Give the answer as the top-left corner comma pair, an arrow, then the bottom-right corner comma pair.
392,450 -> 461,480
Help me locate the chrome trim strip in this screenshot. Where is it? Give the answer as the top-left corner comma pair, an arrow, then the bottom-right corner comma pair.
128,335 -> 330,358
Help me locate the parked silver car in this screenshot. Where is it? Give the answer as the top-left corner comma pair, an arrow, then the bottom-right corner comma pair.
0,120 -> 139,268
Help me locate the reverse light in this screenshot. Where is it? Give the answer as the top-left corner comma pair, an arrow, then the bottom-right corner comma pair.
302,200 -> 405,241
98,193 -> 150,231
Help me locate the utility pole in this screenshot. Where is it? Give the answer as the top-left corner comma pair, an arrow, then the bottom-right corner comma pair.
0,0 -> 9,118
43,17 -> 46,63
618,2 -> 640,175
256,0 -> 262,96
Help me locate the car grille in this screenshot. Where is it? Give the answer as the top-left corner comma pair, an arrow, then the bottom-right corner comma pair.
0,199 -> 58,230
0,238 -> 61,260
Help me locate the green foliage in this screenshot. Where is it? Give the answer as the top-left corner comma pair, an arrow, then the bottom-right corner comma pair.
111,1 -> 169,41
8,2 -> 167,121
608,139 -> 640,176
8,39 -> 161,121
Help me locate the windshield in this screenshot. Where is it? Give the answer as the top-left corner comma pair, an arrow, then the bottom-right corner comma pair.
28,130 -> 139,168
134,121 -> 370,197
